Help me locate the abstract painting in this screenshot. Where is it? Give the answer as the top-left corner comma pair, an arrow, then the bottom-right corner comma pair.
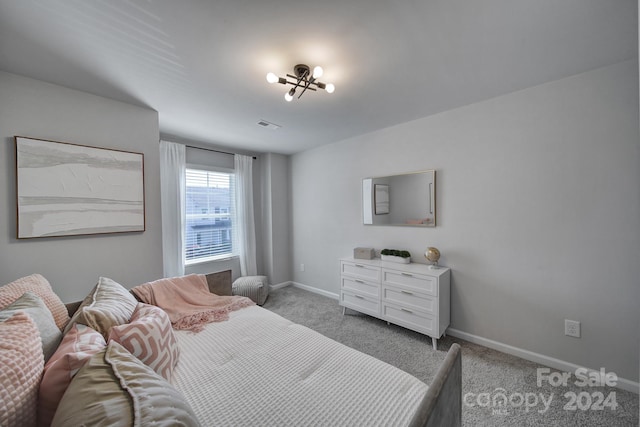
15,136 -> 145,238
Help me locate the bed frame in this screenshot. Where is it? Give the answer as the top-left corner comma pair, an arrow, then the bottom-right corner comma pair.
409,342 -> 462,426
64,271 -> 462,427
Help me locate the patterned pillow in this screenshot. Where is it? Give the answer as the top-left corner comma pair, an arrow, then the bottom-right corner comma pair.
0,312 -> 45,427
0,292 -> 62,362
64,277 -> 138,339
0,274 -> 69,330
109,303 -> 180,380
51,341 -> 199,427
38,324 -> 106,427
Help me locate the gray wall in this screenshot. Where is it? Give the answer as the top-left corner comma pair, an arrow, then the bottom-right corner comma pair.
0,71 -> 163,301
289,60 -> 639,382
260,153 -> 291,286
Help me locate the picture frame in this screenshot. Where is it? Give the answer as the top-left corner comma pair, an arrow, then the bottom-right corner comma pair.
374,184 -> 389,215
15,136 -> 145,239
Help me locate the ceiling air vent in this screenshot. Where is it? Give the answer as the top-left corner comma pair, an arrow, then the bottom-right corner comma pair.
257,120 -> 281,130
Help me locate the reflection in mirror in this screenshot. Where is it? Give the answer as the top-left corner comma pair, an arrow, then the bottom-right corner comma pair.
363,170 -> 436,227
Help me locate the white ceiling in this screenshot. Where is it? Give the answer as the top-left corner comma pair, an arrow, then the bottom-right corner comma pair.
0,0 -> 637,155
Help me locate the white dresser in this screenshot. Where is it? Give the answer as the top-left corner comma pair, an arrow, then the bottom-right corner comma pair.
339,257 -> 451,350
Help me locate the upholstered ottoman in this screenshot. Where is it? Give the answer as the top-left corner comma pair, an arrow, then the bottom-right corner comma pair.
232,275 -> 269,305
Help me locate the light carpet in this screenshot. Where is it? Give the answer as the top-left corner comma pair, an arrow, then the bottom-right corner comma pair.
262,285 -> 638,427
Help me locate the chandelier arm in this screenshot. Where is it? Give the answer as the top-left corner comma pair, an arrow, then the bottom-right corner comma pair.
296,69 -> 309,85
286,80 -> 316,91
297,77 -> 314,98
291,68 -> 310,98
287,77 -> 325,90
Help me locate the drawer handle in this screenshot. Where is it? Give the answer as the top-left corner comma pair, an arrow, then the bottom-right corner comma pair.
355,295 -> 365,299
401,272 -> 413,277
400,290 -> 413,295
355,264 -> 364,268
355,279 -> 365,284
401,308 -> 413,313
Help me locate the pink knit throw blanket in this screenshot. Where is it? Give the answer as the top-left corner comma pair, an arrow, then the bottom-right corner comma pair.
132,274 -> 254,332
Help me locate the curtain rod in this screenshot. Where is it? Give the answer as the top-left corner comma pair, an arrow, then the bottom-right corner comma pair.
185,144 -> 257,160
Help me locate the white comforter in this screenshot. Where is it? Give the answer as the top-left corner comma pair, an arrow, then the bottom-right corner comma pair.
171,305 -> 427,426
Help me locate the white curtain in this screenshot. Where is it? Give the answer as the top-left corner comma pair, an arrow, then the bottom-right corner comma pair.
233,154 -> 257,276
159,140 -> 186,278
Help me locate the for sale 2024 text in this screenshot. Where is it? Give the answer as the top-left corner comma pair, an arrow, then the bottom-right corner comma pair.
537,367 -> 618,412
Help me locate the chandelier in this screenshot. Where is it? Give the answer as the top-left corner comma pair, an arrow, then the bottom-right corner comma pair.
266,64 -> 335,102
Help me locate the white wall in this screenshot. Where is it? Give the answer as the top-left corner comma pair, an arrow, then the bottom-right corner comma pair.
0,71 -> 163,301
290,60 -> 640,382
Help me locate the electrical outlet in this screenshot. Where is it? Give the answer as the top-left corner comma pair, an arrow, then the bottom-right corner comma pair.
300,263 -> 305,272
565,319 -> 581,338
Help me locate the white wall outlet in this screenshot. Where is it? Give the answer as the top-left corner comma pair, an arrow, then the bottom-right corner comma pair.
565,319 -> 581,338
300,263 -> 305,272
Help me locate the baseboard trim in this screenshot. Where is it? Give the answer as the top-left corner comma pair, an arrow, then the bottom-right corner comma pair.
290,281 -> 339,300
270,281 -> 292,290
446,328 -> 639,394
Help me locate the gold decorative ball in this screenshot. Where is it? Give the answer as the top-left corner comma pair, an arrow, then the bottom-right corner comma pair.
425,247 -> 441,264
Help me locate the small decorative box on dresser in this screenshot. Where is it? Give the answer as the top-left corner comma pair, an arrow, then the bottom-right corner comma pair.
340,257 -> 451,350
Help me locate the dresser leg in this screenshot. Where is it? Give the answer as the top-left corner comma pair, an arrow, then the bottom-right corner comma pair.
342,306 -> 346,316
432,338 -> 437,351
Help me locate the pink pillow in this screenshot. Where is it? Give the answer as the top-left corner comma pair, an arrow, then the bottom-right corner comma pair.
0,312 -> 45,427
38,324 -> 106,427
0,274 -> 70,330
108,303 -> 180,381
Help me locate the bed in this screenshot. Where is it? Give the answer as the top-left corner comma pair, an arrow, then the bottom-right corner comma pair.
145,272 -> 462,426
0,273 -> 461,427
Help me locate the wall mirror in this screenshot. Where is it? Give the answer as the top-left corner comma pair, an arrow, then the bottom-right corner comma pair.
363,170 -> 436,227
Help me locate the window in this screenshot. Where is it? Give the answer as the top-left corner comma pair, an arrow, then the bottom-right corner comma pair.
185,167 -> 235,264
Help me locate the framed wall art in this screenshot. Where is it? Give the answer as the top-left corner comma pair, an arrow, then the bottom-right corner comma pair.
15,136 -> 145,239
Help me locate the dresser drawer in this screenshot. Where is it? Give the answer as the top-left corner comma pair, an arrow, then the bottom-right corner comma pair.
382,303 -> 435,336
382,269 -> 437,296
341,290 -> 380,317
342,276 -> 379,297
341,261 -> 380,281
382,285 -> 436,315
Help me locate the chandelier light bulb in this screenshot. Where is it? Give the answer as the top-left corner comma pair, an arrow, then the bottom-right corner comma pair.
266,72 -> 279,84
284,91 -> 294,102
312,66 -> 324,79
325,83 -> 335,94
